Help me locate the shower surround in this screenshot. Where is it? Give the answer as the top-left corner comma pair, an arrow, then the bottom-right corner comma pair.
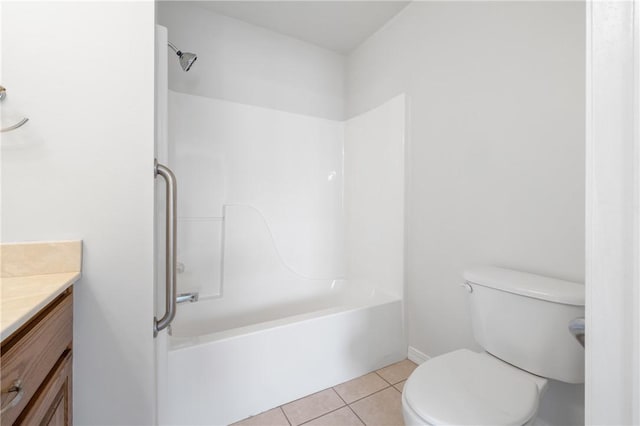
161,90 -> 406,424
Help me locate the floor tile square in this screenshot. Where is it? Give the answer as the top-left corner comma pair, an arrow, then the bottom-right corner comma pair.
303,406 -> 364,426
350,387 -> 404,426
282,389 -> 345,426
232,407 -> 290,426
376,359 -> 417,384
334,373 -> 389,404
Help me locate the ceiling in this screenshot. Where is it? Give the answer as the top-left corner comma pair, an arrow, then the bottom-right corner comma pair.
186,1 -> 411,54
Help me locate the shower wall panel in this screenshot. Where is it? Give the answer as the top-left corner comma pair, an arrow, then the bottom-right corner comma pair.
168,91 -> 346,298
345,95 -> 405,299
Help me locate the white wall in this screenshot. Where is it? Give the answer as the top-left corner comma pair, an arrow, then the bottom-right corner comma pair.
157,2 -> 345,120
346,2 -> 585,425
1,2 -> 156,424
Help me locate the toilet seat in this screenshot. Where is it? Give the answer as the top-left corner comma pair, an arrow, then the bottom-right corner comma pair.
403,349 -> 547,426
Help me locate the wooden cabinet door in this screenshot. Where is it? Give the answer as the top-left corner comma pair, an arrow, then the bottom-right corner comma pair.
17,350 -> 72,426
1,293 -> 73,425
48,396 -> 67,426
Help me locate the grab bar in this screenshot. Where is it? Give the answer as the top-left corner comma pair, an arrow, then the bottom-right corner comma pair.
154,159 -> 178,337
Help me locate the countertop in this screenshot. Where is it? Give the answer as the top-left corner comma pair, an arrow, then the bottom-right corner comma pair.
1,272 -> 80,341
0,240 -> 82,342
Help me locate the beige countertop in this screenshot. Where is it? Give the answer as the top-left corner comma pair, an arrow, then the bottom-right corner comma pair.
1,272 -> 80,341
0,240 -> 82,342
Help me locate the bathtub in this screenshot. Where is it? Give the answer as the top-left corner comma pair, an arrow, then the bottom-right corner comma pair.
161,94 -> 407,424
165,284 -> 406,425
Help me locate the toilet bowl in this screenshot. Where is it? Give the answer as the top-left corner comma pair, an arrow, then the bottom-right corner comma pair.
401,267 -> 585,426
402,349 -> 548,426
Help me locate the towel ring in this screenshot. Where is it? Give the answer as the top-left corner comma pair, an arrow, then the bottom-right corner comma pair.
0,85 -> 29,133
1,117 -> 29,133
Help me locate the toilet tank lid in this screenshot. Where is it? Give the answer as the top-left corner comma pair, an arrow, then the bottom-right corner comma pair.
463,266 -> 585,306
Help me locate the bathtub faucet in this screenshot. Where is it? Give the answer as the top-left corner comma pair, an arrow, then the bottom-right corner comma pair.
176,292 -> 199,304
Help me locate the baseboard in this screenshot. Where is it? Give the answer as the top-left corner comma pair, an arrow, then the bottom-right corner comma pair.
408,346 -> 430,364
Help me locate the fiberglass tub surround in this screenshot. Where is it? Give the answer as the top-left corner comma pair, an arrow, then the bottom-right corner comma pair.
163,92 -> 406,424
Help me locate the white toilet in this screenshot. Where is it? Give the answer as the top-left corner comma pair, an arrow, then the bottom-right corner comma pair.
402,267 -> 585,426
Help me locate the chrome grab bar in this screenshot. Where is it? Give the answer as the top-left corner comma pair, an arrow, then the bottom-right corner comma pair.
154,159 -> 178,337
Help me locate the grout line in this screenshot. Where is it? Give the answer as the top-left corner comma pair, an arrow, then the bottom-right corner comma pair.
333,387 -> 349,405
279,407 -> 292,426
347,405 -> 367,426
347,384 -> 394,406
374,370 -> 395,386
297,404 -> 348,426
276,362 -> 409,426
294,388 -> 346,426
328,387 -> 347,407
332,371 -> 395,405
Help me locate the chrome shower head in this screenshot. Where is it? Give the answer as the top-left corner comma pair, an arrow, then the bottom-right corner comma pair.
178,51 -> 197,72
168,42 -> 197,72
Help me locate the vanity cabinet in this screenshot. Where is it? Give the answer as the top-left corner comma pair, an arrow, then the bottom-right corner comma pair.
1,289 -> 73,425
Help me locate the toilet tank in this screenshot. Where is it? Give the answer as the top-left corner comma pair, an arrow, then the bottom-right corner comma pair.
464,267 -> 585,384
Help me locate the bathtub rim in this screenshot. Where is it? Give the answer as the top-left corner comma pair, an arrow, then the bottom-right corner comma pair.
168,290 -> 401,351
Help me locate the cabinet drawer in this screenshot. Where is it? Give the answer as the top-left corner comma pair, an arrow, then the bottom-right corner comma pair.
1,292 -> 72,424
18,350 -> 72,425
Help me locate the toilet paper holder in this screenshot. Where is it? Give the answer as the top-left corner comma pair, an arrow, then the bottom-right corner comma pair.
568,317 -> 585,348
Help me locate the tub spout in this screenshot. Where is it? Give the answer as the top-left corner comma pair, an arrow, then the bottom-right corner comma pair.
177,292 -> 199,304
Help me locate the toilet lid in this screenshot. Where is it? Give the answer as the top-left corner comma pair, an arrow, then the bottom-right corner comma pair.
404,349 -> 541,426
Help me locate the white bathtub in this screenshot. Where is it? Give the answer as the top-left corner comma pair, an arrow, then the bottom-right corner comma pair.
161,95 -> 407,425
165,285 -> 405,425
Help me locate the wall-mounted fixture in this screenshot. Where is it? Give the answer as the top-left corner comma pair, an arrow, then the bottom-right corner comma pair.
568,317 -> 585,347
167,42 -> 197,72
0,85 -> 29,133
154,159 -> 178,337
176,292 -> 199,304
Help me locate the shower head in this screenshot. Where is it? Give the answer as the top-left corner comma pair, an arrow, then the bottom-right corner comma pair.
178,51 -> 197,72
168,42 -> 197,72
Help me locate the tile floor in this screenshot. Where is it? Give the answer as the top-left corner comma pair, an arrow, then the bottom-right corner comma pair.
233,359 -> 417,426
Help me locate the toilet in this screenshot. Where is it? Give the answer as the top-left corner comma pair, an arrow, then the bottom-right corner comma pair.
402,266 -> 585,426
